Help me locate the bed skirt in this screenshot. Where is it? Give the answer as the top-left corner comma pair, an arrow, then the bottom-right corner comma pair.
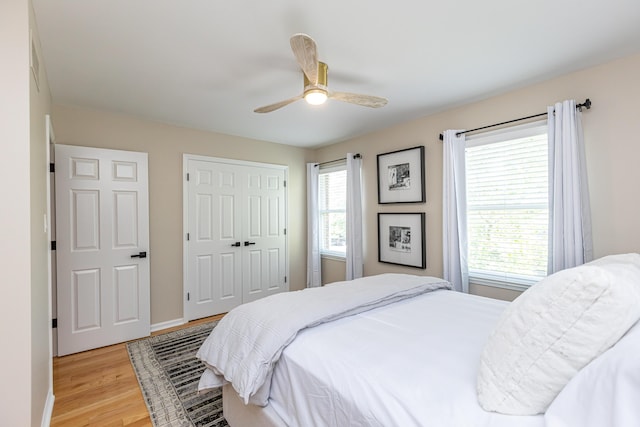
223,384 -> 287,427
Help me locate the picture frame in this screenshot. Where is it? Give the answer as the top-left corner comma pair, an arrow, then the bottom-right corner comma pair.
378,212 -> 426,269
377,145 -> 425,204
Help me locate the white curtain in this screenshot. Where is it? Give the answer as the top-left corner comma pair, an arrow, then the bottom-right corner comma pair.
548,100 -> 593,274
346,153 -> 364,280
306,163 -> 321,287
442,130 -> 469,293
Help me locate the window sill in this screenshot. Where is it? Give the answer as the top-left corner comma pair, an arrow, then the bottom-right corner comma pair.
470,278 -> 528,293
321,253 -> 346,262
469,273 -> 542,292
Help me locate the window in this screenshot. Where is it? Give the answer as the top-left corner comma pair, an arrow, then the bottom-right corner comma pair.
465,122 -> 548,290
318,164 -> 347,257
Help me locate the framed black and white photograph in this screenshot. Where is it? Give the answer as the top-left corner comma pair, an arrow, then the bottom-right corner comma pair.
378,212 -> 426,268
377,146 -> 425,204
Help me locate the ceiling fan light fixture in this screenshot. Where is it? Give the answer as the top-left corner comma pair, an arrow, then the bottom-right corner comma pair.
253,37 -> 387,113
304,89 -> 328,105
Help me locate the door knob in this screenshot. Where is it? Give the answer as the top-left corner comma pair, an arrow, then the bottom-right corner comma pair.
230,242 -> 241,247
131,251 -> 147,258
244,241 -> 256,246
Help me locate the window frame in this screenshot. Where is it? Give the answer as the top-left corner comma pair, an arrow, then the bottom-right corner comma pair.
465,120 -> 549,291
318,162 -> 347,259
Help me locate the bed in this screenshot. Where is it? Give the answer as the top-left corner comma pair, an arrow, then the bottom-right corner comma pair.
196,254 -> 640,427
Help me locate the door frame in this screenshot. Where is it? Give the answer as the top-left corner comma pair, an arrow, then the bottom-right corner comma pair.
182,154 -> 289,321
45,115 -> 56,419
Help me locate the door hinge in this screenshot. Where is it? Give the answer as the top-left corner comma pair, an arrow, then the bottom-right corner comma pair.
52,318 -> 57,328
187,292 -> 190,301
283,228 -> 286,235
186,173 -> 190,181
283,180 -> 286,188
51,241 -> 56,251
284,276 -> 287,283
49,163 -> 55,173
186,233 -> 190,241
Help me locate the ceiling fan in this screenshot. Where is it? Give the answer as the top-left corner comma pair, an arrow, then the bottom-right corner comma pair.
254,33 -> 388,113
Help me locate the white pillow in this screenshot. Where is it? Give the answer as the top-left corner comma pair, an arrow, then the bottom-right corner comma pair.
545,318 -> 640,427
476,253 -> 640,415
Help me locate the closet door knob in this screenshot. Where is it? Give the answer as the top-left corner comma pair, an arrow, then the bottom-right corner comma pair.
244,241 -> 256,246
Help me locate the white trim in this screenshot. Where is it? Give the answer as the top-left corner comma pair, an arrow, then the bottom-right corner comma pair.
469,269 -> 541,292
184,153 -> 288,171
465,121 -> 549,290
41,390 -> 55,427
469,278 -> 530,293
321,253 -> 346,262
318,167 -> 347,258
45,114 -> 55,398
151,318 -> 186,333
318,161 -> 346,172
466,120 -> 547,148
182,155 -> 189,320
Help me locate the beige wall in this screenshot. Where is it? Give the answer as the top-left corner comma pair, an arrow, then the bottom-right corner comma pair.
49,54 -> 640,325
317,53 -> 640,301
321,257 -> 346,285
52,105 -> 314,324
0,2 -> 33,424
0,0 -> 52,425
29,1 -> 54,423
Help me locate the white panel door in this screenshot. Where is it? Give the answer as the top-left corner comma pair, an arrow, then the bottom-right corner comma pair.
56,145 -> 150,356
186,159 -> 243,320
185,157 -> 288,320
242,165 -> 287,303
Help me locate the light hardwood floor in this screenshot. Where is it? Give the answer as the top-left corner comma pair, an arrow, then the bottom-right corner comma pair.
51,315 -> 224,427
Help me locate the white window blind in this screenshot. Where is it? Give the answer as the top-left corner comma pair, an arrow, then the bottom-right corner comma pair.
465,123 -> 548,289
318,164 -> 347,257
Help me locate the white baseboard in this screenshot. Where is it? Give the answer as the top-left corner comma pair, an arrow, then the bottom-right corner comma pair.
151,318 -> 186,333
41,389 -> 55,427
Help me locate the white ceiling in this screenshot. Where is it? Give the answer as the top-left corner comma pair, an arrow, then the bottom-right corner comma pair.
32,0 -> 640,148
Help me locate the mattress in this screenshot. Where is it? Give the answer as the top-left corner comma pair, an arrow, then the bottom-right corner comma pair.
262,290 -> 546,427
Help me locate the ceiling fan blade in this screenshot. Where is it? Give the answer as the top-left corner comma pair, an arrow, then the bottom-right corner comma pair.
254,94 -> 303,113
330,91 -> 388,108
290,33 -> 318,84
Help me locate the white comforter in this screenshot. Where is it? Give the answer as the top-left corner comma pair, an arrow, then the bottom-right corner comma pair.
267,290 -> 546,427
196,274 -> 451,406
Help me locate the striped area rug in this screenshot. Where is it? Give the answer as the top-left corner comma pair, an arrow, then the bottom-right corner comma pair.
127,321 -> 229,427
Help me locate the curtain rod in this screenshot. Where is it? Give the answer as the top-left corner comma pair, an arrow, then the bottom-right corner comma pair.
438,98 -> 591,141
314,153 -> 361,167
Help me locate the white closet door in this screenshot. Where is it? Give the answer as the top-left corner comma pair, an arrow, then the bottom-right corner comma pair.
56,145 -> 150,355
185,156 -> 288,320
186,159 -> 243,320
242,165 -> 287,303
